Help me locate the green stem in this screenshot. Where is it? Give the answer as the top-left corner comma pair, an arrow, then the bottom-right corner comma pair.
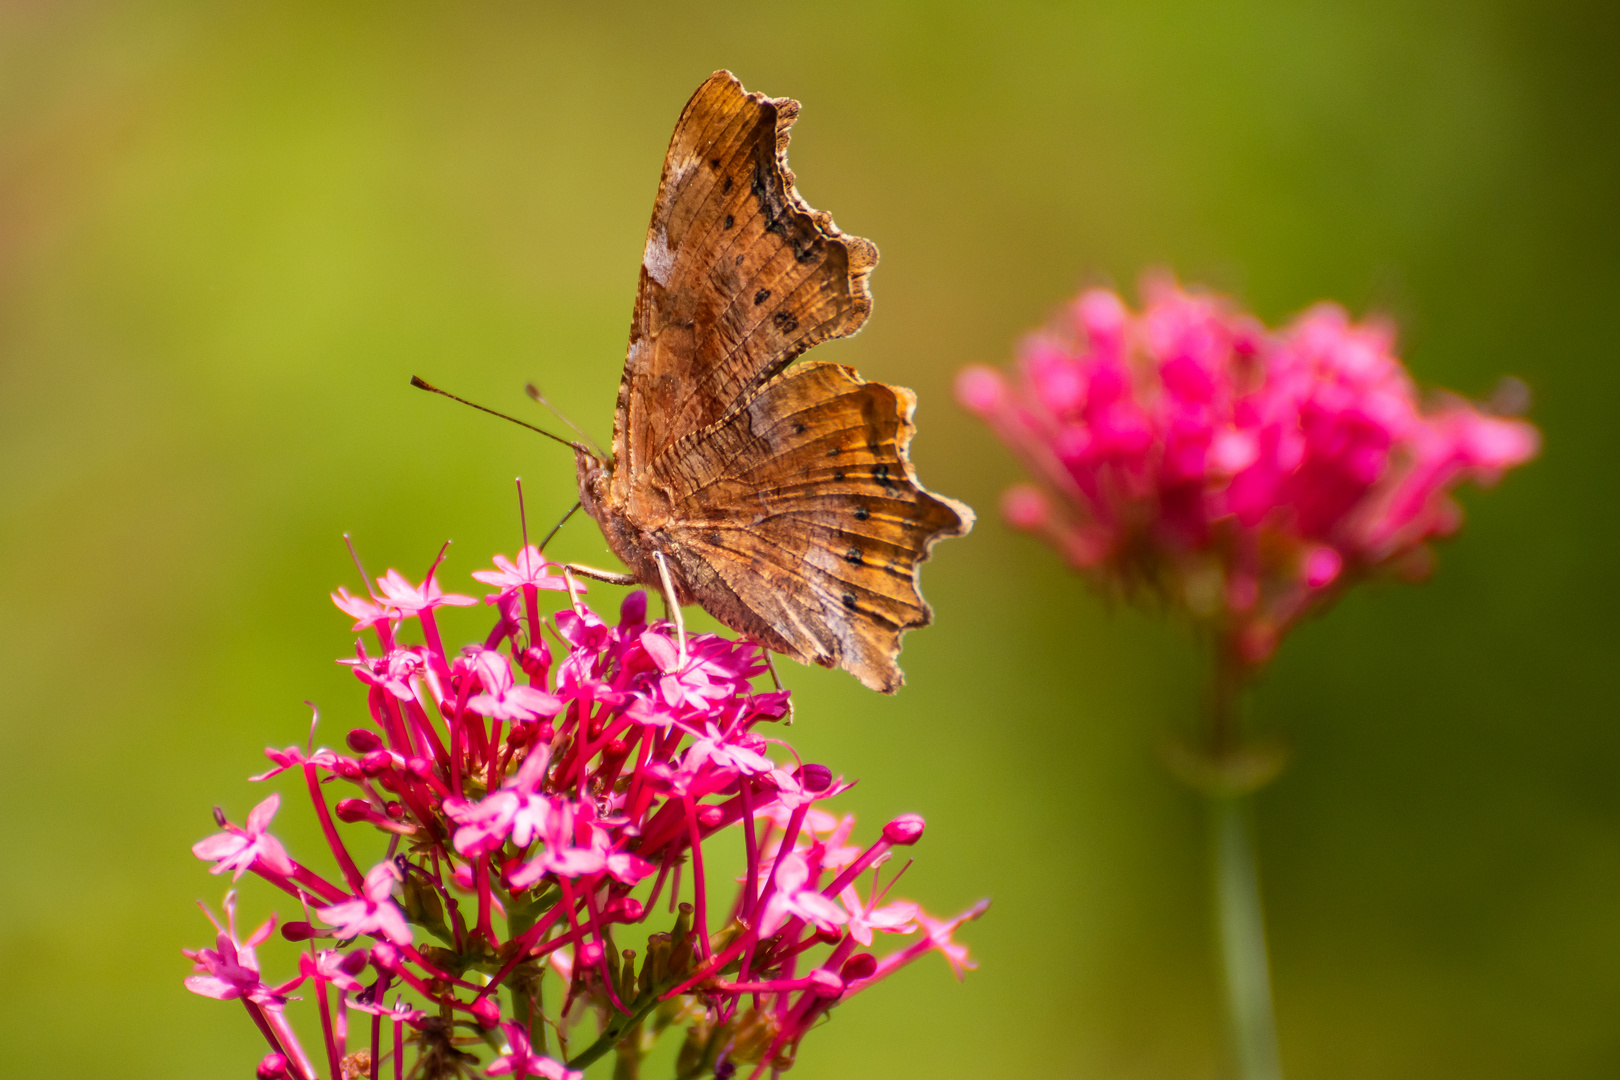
1203,643 -> 1282,1080
1211,793 -> 1282,1080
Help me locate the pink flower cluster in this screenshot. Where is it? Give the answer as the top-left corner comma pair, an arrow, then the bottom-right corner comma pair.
957,276 -> 1540,664
186,546 -> 984,1080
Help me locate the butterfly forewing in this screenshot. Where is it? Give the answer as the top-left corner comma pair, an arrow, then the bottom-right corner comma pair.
591,70 -> 971,693
615,71 -> 876,485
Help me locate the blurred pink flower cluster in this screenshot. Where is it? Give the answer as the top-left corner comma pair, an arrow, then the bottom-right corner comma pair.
957,276 -> 1539,664
186,547 -> 983,1080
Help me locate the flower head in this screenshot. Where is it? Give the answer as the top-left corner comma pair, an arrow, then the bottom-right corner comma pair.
185,545 -> 982,1080
959,276 -> 1539,664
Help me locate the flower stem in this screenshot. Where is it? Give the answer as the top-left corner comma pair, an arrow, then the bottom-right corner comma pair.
1210,794 -> 1282,1080
1203,644 -> 1282,1080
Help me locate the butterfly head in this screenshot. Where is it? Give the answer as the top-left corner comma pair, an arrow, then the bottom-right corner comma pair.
573,445 -> 612,525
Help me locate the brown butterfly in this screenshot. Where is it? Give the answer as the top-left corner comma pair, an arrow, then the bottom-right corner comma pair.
423,71 -> 972,692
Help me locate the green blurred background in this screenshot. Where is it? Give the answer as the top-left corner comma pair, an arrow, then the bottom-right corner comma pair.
2,2 -> 1615,1077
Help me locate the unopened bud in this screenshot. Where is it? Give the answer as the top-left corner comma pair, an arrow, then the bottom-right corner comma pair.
839,952 -> 878,982
360,750 -> 392,777
882,814 -> 926,846
256,1052 -> 290,1079
370,941 -> 401,973
954,365 -> 1007,416
469,995 -> 500,1029
696,804 -> 724,828
346,728 -> 383,753
518,644 -> 550,677
211,806 -> 228,828
335,798 -> 371,824
1001,484 -> 1049,531
280,921 -> 317,942
806,967 -> 845,998
796,763 -> 833,792
603,896 -> 644,924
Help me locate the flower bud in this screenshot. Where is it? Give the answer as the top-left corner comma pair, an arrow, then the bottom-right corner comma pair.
604,896 -> 644,924
620,590 -> 648,626
882,814 -> 926,846
795,763 -> 833,792
518,643 -> 550,676
696,804 -> 725,828
335,798 -> 371,824
407,756 -> 436,780
256,1053 -> 290,1079
954,366 -> 1007,416
839,953 -> 878,982
370,941 -> 401,973
361,749 -> 392,777
346,728 -> 383,753
1001,484 -> 1049,531
806,968 -> 845,998
470,995 -> 500,1029
578,940 -> 604,967
280,920 -> 317,942
1302,545 -> 1343,589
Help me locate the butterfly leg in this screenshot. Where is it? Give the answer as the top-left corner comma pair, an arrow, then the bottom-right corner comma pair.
761,651 -> 794,725
560,563 -> 640,586
652,551 -> 686,668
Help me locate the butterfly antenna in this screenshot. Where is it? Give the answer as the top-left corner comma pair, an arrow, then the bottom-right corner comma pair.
525,383 -> 606,459
411,376 -> 587,454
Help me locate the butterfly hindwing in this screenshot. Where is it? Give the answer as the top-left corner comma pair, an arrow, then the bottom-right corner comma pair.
650,361 -> 973,692
614,71 -> 878,488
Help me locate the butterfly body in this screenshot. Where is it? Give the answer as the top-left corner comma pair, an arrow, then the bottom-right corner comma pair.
579,71 -> 972,693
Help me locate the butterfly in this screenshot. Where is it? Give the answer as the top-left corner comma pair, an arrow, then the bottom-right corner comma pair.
427,71 -> 972,693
